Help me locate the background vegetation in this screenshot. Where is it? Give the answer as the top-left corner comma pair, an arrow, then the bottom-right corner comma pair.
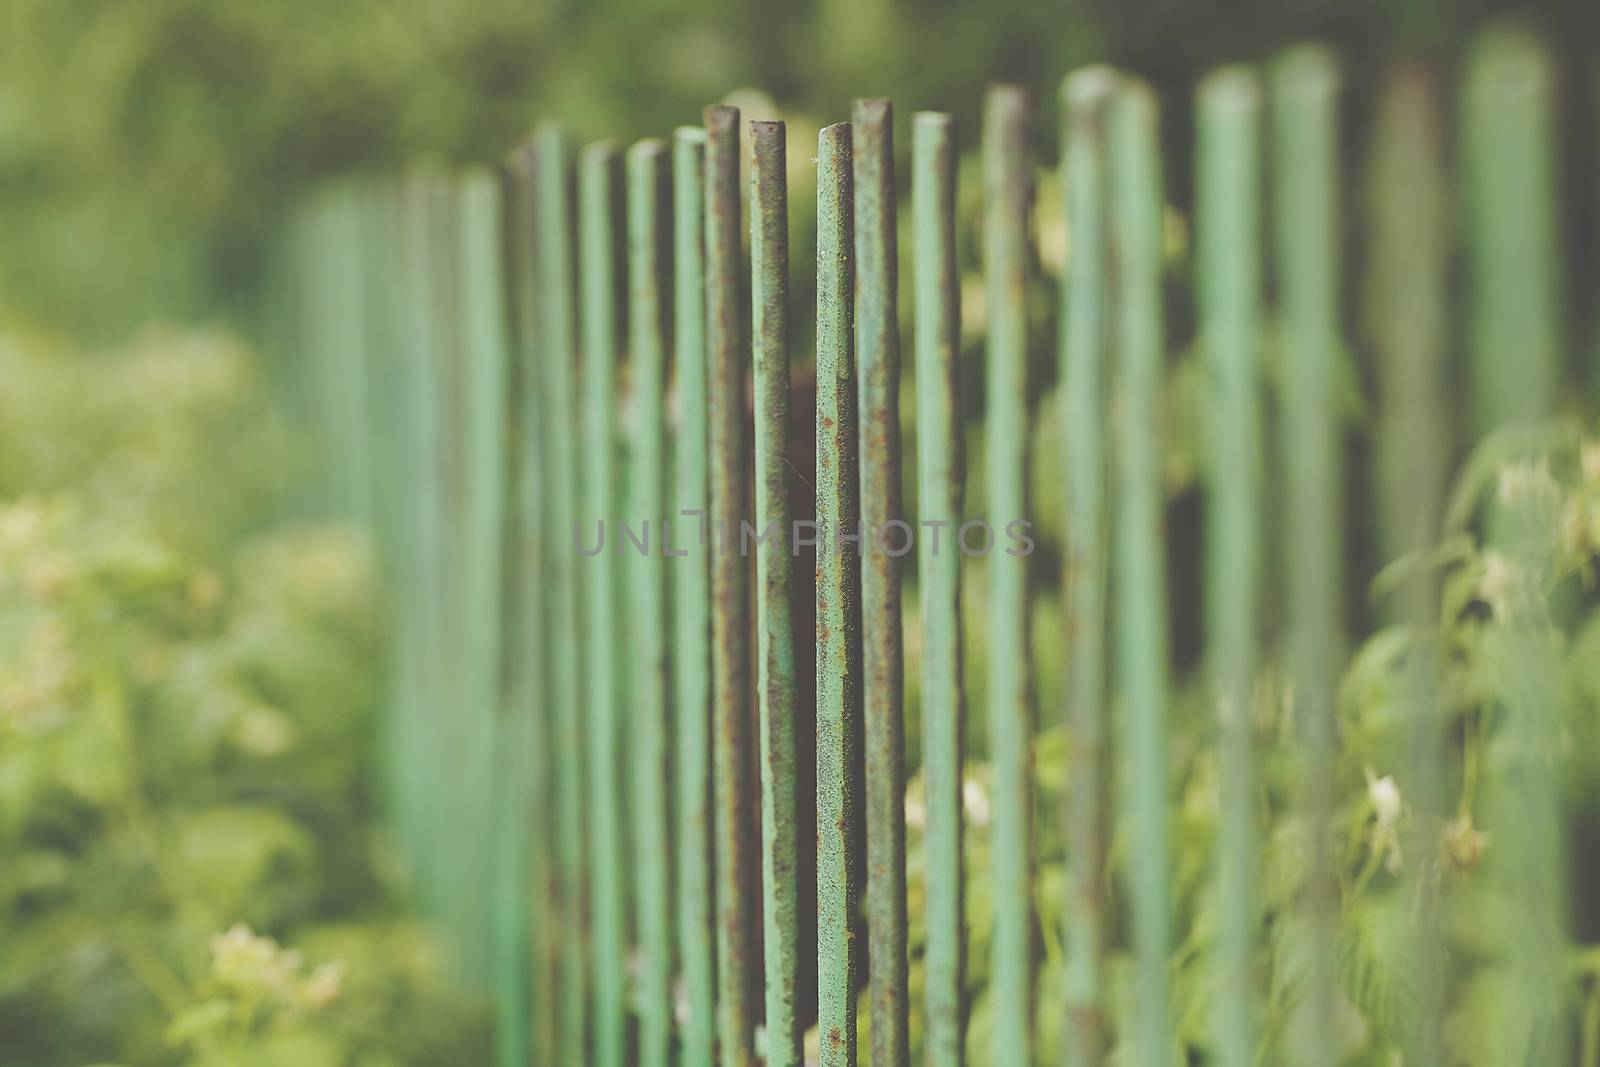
4,0 -> 1600,334
0,328 -> 491,1064
8,1 -> 1600,1065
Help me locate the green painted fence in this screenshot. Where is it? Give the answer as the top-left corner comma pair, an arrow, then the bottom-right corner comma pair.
270,24 -> 1589,1067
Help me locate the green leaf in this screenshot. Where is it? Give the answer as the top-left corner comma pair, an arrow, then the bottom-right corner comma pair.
1334,894 -> 1420,1048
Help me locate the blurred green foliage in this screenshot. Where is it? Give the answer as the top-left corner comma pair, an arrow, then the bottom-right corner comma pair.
0,326 -> 490,1066
8,2 -> 1600,1063
4,0 -> 1599,336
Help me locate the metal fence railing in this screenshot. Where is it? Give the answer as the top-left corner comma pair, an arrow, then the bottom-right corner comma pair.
268,24 -> 1589,1067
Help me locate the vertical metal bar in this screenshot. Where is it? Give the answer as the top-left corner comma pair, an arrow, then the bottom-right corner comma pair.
981,84 -> 1033,1067
627,137 -> 674,1067
463,165 -> 521,1056
298,194 -> 337,511
432,174 -> 467,942
386,173 -> 432,896
1196,65 -> 1263,1067
1464,26 -> 1570,1061
455,172 -> 488,981
429,174 -> 474,978
816,120 -> 861,1067
398,170 -> 446,913
704,103 -> 759,1067
316,185 -> 375,519
672,124 -> 718,1067
579,139 -> 626,1067
1270,46 -> 1341,1067
416,170 -> 450,921
495,163 -> 528,1048
1480,475 -> 1572,1061
851,97 -> 910,1067
475,173 -> 503,990
749,117 -> 804,1067
362,184 -> 416,867
1463,26 -> 1560,438
427,171 -> 460,929
534,126 -> 588,1067
275,206 -> 311,494
911,109 -> 965,1067
350,182 -> 380,525
421,174 -> 458,931
324,185 -> 369,517
463,163 -> 514,1030
1110,80 -> 1172,1067
1365,63 -> 1449,1067
410,166 -> 441,915
504,147 -> 556,1067
1058,67 -> 1115,1067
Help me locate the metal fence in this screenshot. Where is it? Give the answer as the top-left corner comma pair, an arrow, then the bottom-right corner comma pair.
267,24 -> 1583,1067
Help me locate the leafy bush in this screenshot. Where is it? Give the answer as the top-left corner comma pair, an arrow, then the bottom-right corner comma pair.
0,326 -> 490,1067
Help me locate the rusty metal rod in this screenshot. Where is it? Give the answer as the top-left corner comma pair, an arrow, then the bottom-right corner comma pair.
672,123 -> 718,1067
1196,64 -> 1263,1067
816,119 -> 862,1067
982,84 -> 1034,1067
749,117 -> 804,1067
704,102 -> 760,1067
1059,66 -> 1116,1067
1367,63 -> 1450,1067
579,138 -> 626,1067
852,96 -> 910,1067
501,143 -> 554,1067
911,108 -> 965,1067
1271,47 -> 1342,1067
626,136 -> 674,1067
532,125 -> 588,1067
1110,79 -> 1173,1067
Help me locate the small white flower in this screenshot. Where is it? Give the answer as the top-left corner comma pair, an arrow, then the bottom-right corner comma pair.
673,977 -> 691,1027
1496,457 -> 1561,514
904,787 -> 926,830
1478,551 -> 1519,619
1366,771 -> 1402,828
963,776 -> 990,828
